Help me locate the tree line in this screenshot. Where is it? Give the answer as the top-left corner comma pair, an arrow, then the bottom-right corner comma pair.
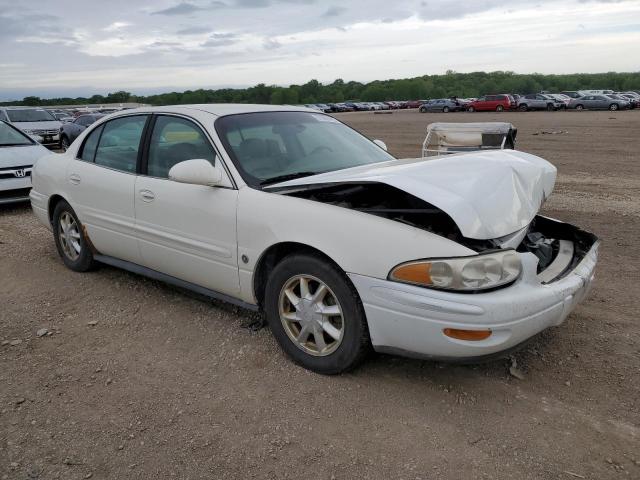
3,71 -> 639,107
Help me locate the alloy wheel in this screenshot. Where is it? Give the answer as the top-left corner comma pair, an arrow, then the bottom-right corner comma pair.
278,274 -> 344,357
58,211 -> 81,261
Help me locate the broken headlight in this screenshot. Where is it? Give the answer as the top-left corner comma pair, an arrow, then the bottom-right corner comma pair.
389,250 -> 522,292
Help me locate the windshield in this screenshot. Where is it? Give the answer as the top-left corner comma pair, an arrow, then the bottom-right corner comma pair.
0,121 -> 34,146
7,109 -> 56,122
215,111 -> 395,187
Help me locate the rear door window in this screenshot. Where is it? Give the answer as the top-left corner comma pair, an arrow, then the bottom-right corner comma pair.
93,115 -> 147,173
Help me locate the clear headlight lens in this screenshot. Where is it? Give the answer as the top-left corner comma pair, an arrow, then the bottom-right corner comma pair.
389,250 -> 522,292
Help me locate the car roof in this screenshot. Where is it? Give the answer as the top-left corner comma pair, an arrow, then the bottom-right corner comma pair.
122,103 -> 318,117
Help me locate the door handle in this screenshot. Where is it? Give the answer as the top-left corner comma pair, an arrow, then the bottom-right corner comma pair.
69,174 -> 81,185
139,189 -> 155,202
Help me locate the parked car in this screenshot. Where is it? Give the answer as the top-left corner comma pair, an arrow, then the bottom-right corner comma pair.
560,91 -> 583,99
605,94 -> 631,109
569,95 -> 626,111
419,99 -> 462,113
578,90 -> 614,96
59,114 -> 105,150
314,104 -> 333,113
0,121 -> 50,204
30,105 -> 599,374
517,94 -> 561,111
546,94 -> 571,109
467,94 -> 515,112
405,100 -> 426,109
617,94 -> 638,109
0,107 -> 62,148
50,112 -> 74,122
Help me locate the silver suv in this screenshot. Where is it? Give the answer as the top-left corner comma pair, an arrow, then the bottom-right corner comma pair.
517,94 -> 562,111
0,107 -> 62,148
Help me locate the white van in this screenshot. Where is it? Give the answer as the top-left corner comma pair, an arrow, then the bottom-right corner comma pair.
578,90 -> 614,96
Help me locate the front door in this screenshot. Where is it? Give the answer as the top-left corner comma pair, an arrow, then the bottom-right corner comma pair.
134,114 -> 240,296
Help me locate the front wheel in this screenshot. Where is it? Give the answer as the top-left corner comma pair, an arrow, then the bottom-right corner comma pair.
443,106 -> 450,113
60,136 -> 70,151
496,105 -> 504,112
575,104 -> 584,110
419,106 -> 427,113
467,106 -> 475,112
265,254 -> 371,374
609,103 -> 619,111
518,104 -> 528,112
52,200 -> 96,272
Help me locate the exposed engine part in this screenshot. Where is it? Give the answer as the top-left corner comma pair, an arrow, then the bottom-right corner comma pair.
517,216 -> 598,280
281,182 -> 498,251
522,231 -> 557,271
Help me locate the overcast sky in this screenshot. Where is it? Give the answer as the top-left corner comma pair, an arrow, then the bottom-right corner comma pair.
0,0 -> 639,100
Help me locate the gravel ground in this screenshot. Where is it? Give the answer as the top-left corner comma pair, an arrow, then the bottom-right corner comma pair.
1,109 -> 639,480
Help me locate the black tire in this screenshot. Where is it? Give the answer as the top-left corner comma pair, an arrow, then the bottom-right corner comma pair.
496,105 -> 504,112
547,104 -> 554,111
52,200 -> 96,272
443,106 -> 450,113
518,104 -> 528,112
419,106 -> 427,113
60,136 -> 70,151
264,254 -> 371,374
609,103 -> 619,111
467,106 -> 475,112
575,104 -> 584,110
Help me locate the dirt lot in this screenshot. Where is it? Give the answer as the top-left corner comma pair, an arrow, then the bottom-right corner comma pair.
1,109 -> 639,480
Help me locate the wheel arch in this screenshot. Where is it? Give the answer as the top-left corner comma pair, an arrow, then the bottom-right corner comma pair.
252,241 -> 346,309
48,194 -> 68,224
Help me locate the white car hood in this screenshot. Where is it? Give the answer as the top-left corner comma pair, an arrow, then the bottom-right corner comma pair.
270,150 -> 557,240
0,144 -> 51,169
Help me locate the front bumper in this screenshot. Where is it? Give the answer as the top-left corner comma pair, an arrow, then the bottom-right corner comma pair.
349,241 -> 599,361
27,132 -> 60,147
0,175 -> 33,205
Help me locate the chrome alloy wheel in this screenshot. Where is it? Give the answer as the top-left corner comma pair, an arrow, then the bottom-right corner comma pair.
58,211 -> 81,261
278,274 -> 345,356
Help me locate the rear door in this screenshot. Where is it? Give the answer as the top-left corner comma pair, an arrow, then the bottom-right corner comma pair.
66,114 -> 149,264
134,114 -> 240,296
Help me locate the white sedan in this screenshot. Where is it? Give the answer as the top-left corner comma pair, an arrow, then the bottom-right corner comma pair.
1,120 -> 50,204
29,105 -> 599,374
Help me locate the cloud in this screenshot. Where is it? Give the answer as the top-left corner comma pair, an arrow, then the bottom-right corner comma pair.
322,6 -> 346,17
103,22 -> 131,32
176,25 -> 213,35
0,0 -> 639,101
152,2 -> 208,15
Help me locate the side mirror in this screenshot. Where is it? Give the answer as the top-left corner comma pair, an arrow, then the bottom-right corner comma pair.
373,139 -> 388,151
169,159 -> 223,186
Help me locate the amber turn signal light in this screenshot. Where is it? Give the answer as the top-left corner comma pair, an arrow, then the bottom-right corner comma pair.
443,328 -> 492,341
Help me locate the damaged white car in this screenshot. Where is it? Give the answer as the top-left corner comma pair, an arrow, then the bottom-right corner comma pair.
30,105 -> 599,374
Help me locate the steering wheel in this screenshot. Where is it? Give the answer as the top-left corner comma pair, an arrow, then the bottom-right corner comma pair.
309,145 -> 333,156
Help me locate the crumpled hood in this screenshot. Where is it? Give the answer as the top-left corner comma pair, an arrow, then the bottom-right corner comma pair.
269,150 -> 557,240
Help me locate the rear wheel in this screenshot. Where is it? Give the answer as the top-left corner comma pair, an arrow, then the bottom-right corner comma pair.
265,254 -> 371,374
496,105 -> 504,112
443,106 -> 450,113
518,104 -> 528,112
52,200 -> 96,272
609,103 -> 619,111
467,106 -> 475,112
575,104 -> 584,110
419,106 -> 427,113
